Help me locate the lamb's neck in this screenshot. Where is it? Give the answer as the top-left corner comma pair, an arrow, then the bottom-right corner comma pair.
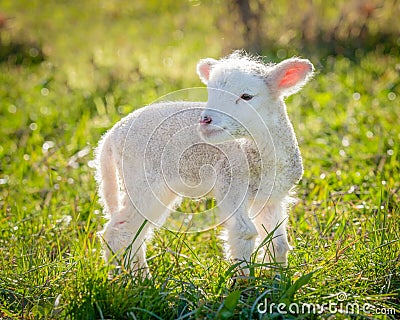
251,110 -> 298,160
247,103 -> 303,191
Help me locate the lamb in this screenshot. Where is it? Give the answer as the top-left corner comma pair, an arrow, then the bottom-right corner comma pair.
94,51 -> 314,277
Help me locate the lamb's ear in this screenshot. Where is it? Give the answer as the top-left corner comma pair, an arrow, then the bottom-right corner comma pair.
197,58 -> 218,85
266,58 -> 314,97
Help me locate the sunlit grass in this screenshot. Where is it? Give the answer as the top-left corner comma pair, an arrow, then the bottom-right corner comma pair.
0,1 -> 399,319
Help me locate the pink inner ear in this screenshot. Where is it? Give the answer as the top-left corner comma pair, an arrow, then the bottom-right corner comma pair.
278,64 -> 309,88
199,63 -> 211,81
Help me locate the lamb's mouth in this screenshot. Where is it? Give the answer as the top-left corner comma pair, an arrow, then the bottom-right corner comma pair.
198,124 -> 226,137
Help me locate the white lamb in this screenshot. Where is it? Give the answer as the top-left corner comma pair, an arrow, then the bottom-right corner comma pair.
95,51 -> 314,277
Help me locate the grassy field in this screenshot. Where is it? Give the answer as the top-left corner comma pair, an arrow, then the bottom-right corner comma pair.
0,0 -> 399,319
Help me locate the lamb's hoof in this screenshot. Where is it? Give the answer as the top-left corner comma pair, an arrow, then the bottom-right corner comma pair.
229,262 -> 251,287
129,266 -> 152,280
230,275 -> 250,288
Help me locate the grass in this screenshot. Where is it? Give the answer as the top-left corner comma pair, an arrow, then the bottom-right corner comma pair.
0,0 -> 399,319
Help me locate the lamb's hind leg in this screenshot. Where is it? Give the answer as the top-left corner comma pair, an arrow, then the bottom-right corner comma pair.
100,198 -> 151,277
100,190 -> 176,277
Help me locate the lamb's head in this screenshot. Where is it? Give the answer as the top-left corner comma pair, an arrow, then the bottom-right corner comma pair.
197,52 -> 314,143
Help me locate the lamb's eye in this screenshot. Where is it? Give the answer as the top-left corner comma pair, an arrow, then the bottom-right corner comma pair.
240,93 -> 254,101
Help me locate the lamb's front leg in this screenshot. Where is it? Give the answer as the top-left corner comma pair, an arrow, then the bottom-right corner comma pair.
223,208 -> 258,276
252,199 -> 291,266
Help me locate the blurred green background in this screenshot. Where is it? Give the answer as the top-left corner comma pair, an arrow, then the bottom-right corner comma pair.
1,0 -> 399,93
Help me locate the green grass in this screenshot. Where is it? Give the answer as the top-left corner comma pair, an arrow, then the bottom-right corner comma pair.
0,1 -> 399,319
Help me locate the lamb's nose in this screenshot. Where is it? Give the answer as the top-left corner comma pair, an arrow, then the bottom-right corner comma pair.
200,115 -> 212,125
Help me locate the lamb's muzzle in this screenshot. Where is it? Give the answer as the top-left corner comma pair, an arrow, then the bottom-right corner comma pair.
199,115 -> 212,124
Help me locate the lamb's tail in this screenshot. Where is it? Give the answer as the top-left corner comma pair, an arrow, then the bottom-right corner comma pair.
95,133 -> 119,216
